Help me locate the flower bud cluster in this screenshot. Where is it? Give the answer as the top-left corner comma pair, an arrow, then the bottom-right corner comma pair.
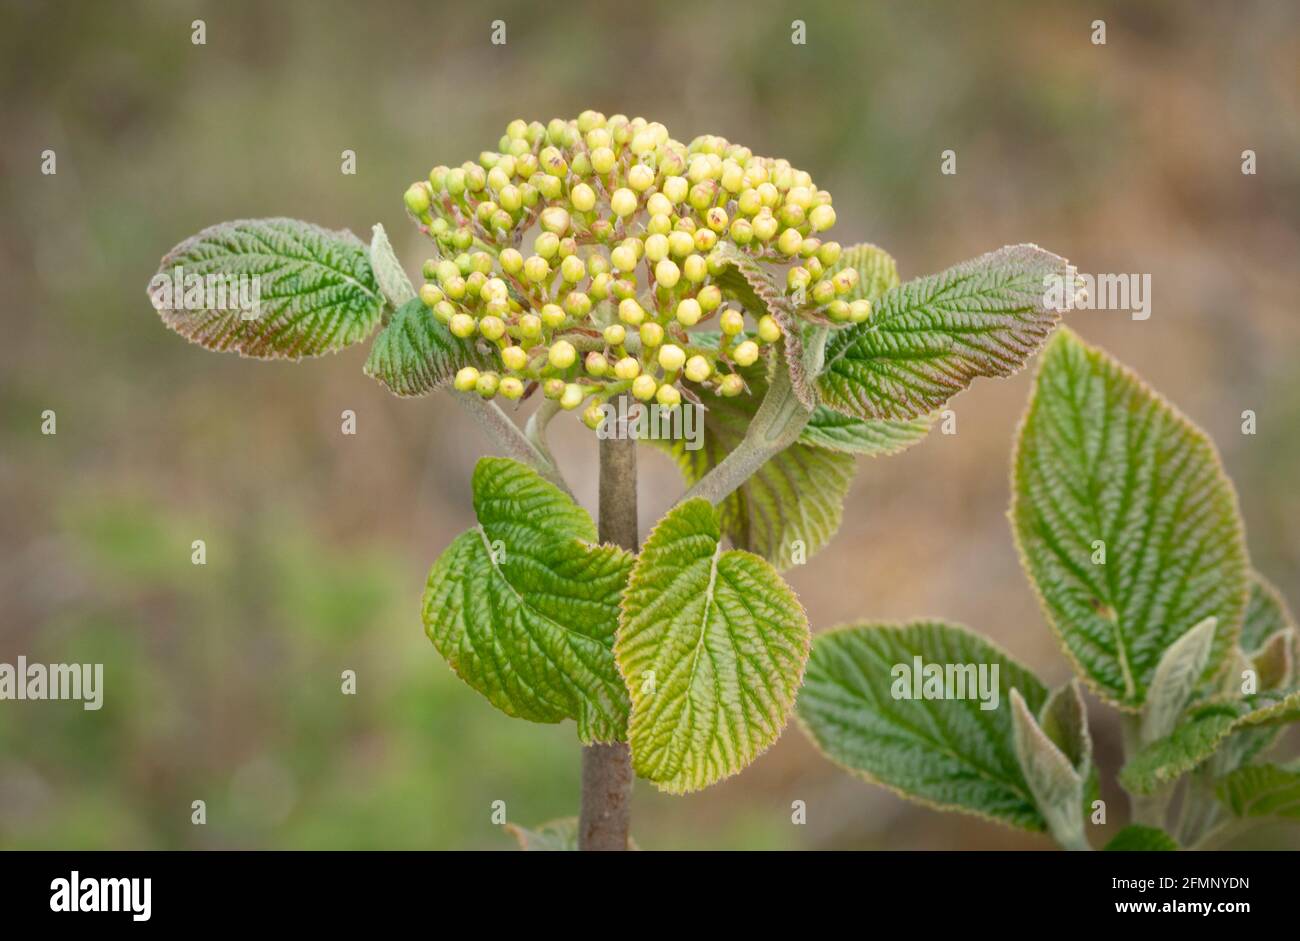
403,113 -> 870,423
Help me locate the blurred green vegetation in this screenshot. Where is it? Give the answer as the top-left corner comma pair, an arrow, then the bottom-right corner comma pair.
2,0 -> 1298,849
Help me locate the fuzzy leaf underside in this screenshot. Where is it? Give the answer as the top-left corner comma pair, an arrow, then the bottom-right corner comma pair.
655,362 -> 853,571
369,223 -> 416,308
1241,573 -> 1294,654
797,621 -> 1049,831
615,499 -> 810,793
1215,764 -> 1300,819
1104,825 -> 1179,851
1119,688 -> 1300,794
798,407 -> 935,455
817,244 -> 1073,421
147,217 -> 384,358
364,298 -> 497,397
1012,329 -> 1248,710
422,458 -> 633,743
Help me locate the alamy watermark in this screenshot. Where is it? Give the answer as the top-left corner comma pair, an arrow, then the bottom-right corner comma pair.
1043,266 -> 1151,321
148,265 -> 262,320
891,656 -> 1000,711
595,398 -> 703,451
0,657 -> 103,710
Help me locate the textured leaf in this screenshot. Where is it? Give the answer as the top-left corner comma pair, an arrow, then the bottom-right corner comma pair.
365,298 -> 496,397
1039,680 -> 1092,775
147,218 -> 384,358
1120,689 -> 1300,794
799,407 -> 935,456
1011,688 -> 1087,846
1241,573 -> 1294,653
615,499 -> 810,793
817,244 -> 1074,421
797,621 -> 1049,831
1104,825 -> 1179,851
655,364 -> 854,571
422,458 -> 634,743
1141,617 -> 1218,744
369,222 -> 416,308
1012,329 -> 1248,710
1215,764 -> 1300,819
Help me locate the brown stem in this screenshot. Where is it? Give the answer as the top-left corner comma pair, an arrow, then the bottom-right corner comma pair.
578,400 -> 637,850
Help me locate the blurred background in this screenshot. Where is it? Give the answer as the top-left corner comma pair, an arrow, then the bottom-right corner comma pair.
2,0 -> 1298,850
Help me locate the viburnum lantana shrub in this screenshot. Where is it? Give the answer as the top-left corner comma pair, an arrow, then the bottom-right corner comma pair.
149,111 -> 1087,850
798,329 -> 1300,850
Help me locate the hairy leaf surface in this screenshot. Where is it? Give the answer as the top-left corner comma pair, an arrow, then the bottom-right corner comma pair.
616,499 -> 810,793
147,218 -> 384,358
797,621 -> 1049,831
1012,329 -> 1248,709
817,244 -> 1073,420
1104,825 -> 1179,851
365,298 -> 496,397
1215,764 -> 1300,819
423,458 -> 633,743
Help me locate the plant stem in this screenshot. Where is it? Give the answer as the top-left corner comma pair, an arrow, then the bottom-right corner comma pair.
578,399 -> 637,850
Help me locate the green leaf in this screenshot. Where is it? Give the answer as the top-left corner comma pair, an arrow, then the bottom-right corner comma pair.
1141,617 -> 1218,744
615,499 -> 810,793
369,222 -> 416,308
1104,825 -> 1179,851
797,620 -> 1049,831
655,364 -> 854,571
1215,764 -> 1300,819
1012,329 -> 1248,710
817,244 -> 1073,421
1241,573 -> 1294,653
504,817 -> 579,850
1120,689 -> 1300,794
147,218 -> 384,358
798,407 -> 935,456
422,458 -> 634,743
1011,687 -> 1088,848
364,298 -> 496,397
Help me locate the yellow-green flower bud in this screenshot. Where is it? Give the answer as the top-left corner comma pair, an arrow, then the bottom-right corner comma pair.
658,343 -> 686,372
752,213 -> 779,242
563,291 -> 592,318
732,340 -> 760,367
812,279 -> 836,305
570,182 -> 597,212
644,233 -> 669,263
655,258 -> 681,288
817,241 -> 842,267
475,371 -> 500,398
720,309 -> 745,336
449,313 -> 476,338
849,299 -> 872,323
540,206 -> 571,236
757,315 -> 782,344
682,254 -> 708,283
655,382 -> 682,408
560,383 -> 585,411
827,300 -> 851,322
591,146 -> 616,175
604,324 -> 627,346
631,374 -> 657,401
548,340 -> 577,369
543,378 -> 567,399
668,230 -> 694,258
523,255 -> 551,283
697,285 -> 722,311
419,283 -> 443,308
500,248 -> 524,275
684,355 -> 711,383
582,402 -> 606,430
585,352 -> 609,377
501,345 -> 529,372
610,188 -> 638,217
778,228 -> 803,256
498,376 -> 524,400
706,207 -> 729,232
640,322 -> 664,348
519,313 -> 542,338
662,175 -> 688,203
453,366 -> 480,391
433,301 -> 455,323
541,304 -> 567,329
614,356 -> 640,380
675,297 -> 702,326
628,163 -> 655,192
618,298 -> 646,325
479,315 -> 506,341
560,254 -> 586,283
611,244 -> 638,273
404,182 -> 432,215
719,373 -> 745,397
647,193 -> 673,217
